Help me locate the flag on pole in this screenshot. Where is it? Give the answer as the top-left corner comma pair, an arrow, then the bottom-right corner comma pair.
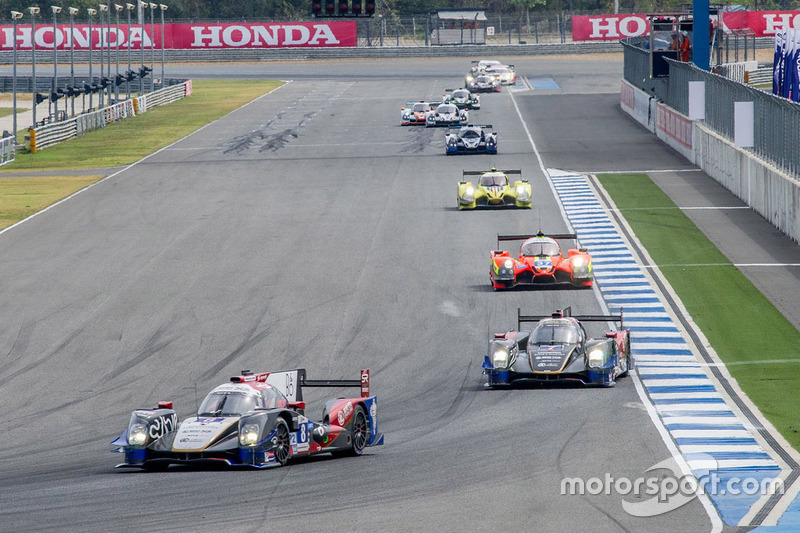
793,30 -> 800,102
784,29 -> 795,99
774,31 -> 783,95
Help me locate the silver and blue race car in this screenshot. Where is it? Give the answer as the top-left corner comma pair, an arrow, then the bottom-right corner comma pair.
111,368 -> 383,470
445,124 -> 497,155
426,102 -> 469,127
483,307 -> 632,388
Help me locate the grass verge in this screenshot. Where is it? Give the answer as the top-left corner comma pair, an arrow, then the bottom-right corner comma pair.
597,172 -> 800,451
2,79 -> 283,171
0,175 -> 103,230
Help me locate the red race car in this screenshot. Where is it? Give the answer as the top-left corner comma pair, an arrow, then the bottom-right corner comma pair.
490,232 -> 593,290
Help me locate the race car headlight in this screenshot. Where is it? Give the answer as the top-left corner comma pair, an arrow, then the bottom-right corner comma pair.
128,423 -> 148,446
492,347 -> 510,368
515,185 -> 529,200
466,75 -> 474,82
239,424 -> 260,446
573,256 -> 585,268
588,349 -> 605,369
503,259 -> 514,269
465,186 -> 475,196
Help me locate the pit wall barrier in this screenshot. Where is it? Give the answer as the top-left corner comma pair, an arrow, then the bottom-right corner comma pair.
30,80 -> 192,153
620,79 -> 800,244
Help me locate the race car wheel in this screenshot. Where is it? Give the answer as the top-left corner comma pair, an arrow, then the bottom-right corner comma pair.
621,337 -> 633,377
334,405 -> 368,457
273,419 -> 291,466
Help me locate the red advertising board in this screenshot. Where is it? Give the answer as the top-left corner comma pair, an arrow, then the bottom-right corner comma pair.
0,21 -> 357,50
656,104 -> 692,149
573,11 -> 800,41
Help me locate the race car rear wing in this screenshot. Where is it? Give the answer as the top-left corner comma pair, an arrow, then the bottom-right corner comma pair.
463,168 -> 519,177
517,307 -> 623,330
497,232 -> 575,247
230,369 -> 371,403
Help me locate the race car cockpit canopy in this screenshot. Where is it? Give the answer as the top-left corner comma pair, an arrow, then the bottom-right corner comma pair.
437,103 -> 458,114
412,102 -> 429,112
452,89 -> 470,99
531,320 -> 582,345
198,386 -> 287,416
460,129 -> 482,139
521,239 -> 560,257
480,172 -> 508,187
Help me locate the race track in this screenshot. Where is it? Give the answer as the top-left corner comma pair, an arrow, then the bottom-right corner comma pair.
0,57 -> 715,532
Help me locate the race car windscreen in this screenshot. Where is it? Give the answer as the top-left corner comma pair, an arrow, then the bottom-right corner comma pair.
452,90 -> 469,99
460,130 -> 481,139
531,323 -> 580,345
480,173 -> 507,187
521,240 -> 560,257
438,104 -> 456,114
198,391 -> 263,416
412,103 -> 428,112
477,76 -> 492,83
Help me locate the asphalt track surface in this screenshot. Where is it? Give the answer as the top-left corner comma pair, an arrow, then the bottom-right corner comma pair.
0,57 -> 719,532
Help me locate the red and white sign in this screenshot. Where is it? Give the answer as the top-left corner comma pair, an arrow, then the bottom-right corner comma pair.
573,10 -> 800,41
572,14 -> 650,41
656,104 -> 692,149
0,21 -> 356,49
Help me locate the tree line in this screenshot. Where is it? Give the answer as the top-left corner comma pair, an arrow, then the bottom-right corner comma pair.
0,0 -> 796,22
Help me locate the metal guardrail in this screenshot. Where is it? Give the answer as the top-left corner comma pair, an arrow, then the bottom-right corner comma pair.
0,135 -> 15,166
665,60 -> 800,178
0,41 -> 621,66
30,81 -> 191,152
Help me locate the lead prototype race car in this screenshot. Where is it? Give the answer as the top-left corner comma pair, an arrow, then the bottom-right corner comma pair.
483,307 -> 632,387
457,168 -> 531,209
445,124 -> 497,155
111,368 -> 383,470
490,232 -> 593,289
465,73 -> 501,93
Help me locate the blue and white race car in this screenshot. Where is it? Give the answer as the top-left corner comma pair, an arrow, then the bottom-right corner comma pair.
445,124 -> 497,155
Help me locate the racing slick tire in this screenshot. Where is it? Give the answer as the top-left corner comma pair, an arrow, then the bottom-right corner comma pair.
620,337 -> 633,377
334,405 -> 368,457
273,418 -> 291,466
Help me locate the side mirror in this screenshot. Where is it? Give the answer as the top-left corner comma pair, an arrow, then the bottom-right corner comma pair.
288,401 -> 306,411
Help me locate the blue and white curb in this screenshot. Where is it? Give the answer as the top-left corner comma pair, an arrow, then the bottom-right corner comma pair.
548,169 -> 784,526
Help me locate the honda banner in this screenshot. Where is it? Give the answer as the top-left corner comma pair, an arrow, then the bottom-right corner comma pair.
573,11 -> 800,41
0,21 -> 357,50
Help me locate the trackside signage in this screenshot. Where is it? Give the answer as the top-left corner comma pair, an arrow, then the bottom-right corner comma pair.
656,104 -> 692,149
573,11 -> 800,41
0,21 -> 356,49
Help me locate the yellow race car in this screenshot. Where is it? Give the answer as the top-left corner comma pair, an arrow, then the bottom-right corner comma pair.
457,168 -> 532,209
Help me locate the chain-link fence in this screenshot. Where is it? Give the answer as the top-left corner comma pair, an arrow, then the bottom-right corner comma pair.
351,13 -> 573,47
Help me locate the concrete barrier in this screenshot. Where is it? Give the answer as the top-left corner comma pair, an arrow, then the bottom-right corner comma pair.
620,79 -> 800,244
694,124 -> 800,243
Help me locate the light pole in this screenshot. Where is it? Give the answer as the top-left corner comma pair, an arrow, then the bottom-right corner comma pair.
87,8 -> 96,110
11,10 -> 23,140
29,6 -> 40,127
98,4 -> 107,107
69,7 -> 78,117
149,3 -> 155,91
106,0 -> 112,105
51,6 -> 61,120
115,4 -> 123,103
139,0 -> 146,95
159,4 -> 167,87
126,3 -> 134,99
